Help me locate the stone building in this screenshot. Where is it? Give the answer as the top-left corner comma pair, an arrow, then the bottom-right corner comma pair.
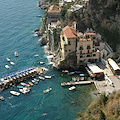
47,5 -> 60,24
60,25 -> 77,60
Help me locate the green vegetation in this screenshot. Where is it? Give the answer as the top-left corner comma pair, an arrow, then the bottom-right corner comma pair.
77,91 -> 120,120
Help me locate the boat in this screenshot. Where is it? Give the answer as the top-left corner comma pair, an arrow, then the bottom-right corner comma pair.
68,72 -> 75,75
0,96 -> 5,101
37,61 -> 45,64
80,74 -> 85,81
20,82 -> 27,86
45,76 -> 52,79
39,76 -> 45,80
34,54 -> 39,57
36,15 -> 42,17
31,80 -> 38,85
17,85 -> 24,89
43,87 -> 52,93
34,78 -> 39,82
62,70 -> 69,73
14,51 -> 18,57
28,82 -> 34,86
10,62 -> 15,65
69,86 -> 76,91
19,87 -> 30,94
10,91 -> 20,96
6,58 -> 10,62
5,65 -> 10,69
72,77 -> 76,81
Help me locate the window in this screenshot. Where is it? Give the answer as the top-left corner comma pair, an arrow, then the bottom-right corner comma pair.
69,49 -> 71,52
87,45 -> 91,49
93,54 -> 96,56
79,46 -> 83,50
80,56 -> 83,58
87,55 -> 90,57
65,50 -> 67,52
68,41 -> 71,45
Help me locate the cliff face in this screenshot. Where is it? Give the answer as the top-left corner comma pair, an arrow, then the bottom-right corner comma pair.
86,0 -> 120,52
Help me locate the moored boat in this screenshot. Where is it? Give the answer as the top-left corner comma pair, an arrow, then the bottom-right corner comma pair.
31,80 -> 38,84
17,85 -> 24,89
10,91 -> 20,96
39,76 -> 45,80
5,65 -> 10,69
34,54 -> 39,57
45,76 -> 52,79
19,87 -> 30,94
62,70 -> 69,73
10,61 -> 15,65
14,51 -> 18,57
37,61 -> 45,64
28,82 -> 34,86
68,72 -> 75,75
69,86 -> 76,91
43,87 -> 52,93
0,96 -> 5,101
6,58 -> 10,62
33,78 -> 39,82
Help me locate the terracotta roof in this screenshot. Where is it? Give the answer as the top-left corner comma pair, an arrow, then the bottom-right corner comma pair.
63,26 -> 77,38
48,5 -> 60,13
85,32 -> 96,35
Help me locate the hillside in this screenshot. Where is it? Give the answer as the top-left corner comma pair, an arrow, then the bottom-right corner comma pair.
77,91 -> 120,120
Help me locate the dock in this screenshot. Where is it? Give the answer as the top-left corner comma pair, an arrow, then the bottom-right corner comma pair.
61,81 -> 93,86
0,67 -> 44,91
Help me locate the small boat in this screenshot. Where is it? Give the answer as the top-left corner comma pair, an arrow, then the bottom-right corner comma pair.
39,76 -> 45,80
43,87 -> 52,93
69,86 -> 76,91
31,80 -> 38,85
0,96 -> 5,101
36,15 -> 42,17
10,62 -> 15,65
68,72 -> 75,75
80,74 -> 85,81
17,85 -> 24,89
34,54 -> 39,57
45,76 -> 52,79
10,91 -> 20,96
20,82 -> 30,87
72,77 -> 76,81
28,82 -> 34,86
14,51 -> 18,57
19,87 -> 30,94
6,58 -> 10,62
75,71 -> 81,74
34,78 -> 39,82
37,61 -> 45,64
62,70 -> 69,73
5,65 -> 10,69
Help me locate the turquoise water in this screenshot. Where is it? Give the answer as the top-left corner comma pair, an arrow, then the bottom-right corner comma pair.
0,0 -> 96,120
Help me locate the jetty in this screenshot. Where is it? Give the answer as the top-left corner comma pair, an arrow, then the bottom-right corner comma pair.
61,81 -> 93,86
0,67 -> 44,91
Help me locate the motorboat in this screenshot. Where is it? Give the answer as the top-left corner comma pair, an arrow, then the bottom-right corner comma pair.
5,65 -> 10,69
31,80 -> 38,85
72,77 -> 76,81
10,91 -> 20,96
28,82 -> 34,86
19,87 -> 30,94
0,96 -> 5,101
43,87 -> 52,93
14,51 -> 18,57
69,86 -> 76,91
6,58 -> 10,62
68,72 -> 75,75
45,76 -> 52,79
34,54 -> 39,57
62,70 -> 69,73
39,76 -> 45,80
17,85 -> 24,89
10,62 -> 15,65
33,78 -> 39,82
20,82 -> 30,87
37,61 -> 45,64
36,15 -> 42,17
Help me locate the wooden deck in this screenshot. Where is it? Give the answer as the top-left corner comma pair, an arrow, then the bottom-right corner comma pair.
61,81 -> 93,86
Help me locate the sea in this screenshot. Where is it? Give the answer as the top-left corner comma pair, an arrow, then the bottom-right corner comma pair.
0,0 -> 96,120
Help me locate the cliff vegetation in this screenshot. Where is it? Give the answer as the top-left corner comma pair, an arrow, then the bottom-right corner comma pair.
77,91 -> 120,120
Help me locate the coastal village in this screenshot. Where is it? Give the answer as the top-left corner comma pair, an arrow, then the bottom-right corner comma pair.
36,0 -> 120,95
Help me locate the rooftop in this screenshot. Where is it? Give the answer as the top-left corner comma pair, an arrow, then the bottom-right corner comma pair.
48,5 -> 60,13
63,26 -> 77,38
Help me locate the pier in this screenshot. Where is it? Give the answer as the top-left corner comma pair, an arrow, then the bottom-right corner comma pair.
61,81 -> 93,86
0,67 -> 44,91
